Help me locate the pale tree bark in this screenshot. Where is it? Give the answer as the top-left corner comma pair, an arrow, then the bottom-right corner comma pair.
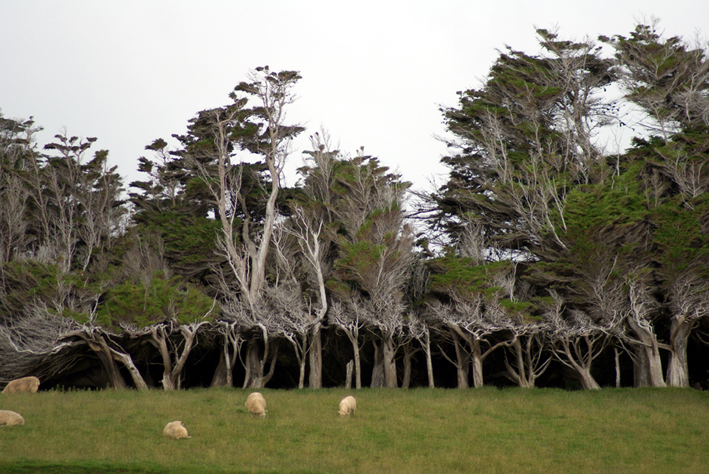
330,302 -> 363,389
0,169 -> 29,264
666,316 -> 692,387
191,69 -> 302,389
420,324 -> 435,388
428,300 -> 510,388
242,336 -> 279,389
230,300 -> 283,389
146,320 -> 209,390
370,335 -> 398,388
361,294 -> 407,389
63,327 -> 148,391
210,321 -> 243,388
604,21 -> 709,142
0,116 -> 37,263
443,328 -> 469,389
327,148 -> 415,390
625,278 -> 666,387
405,315 -> 433,388
275,216 -> 328,389
664,274 -> 709,387
401,341 -> 419,389
543,293 -> 616,390
0,305 -> 84,385
284,207 -> 330,389
501,331 -> 552,389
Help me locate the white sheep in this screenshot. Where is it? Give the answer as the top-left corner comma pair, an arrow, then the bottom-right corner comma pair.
0,410 -> 25,426
338,395 -> 357,416
2,376 -> 40,394
163,420 -> 189,439
245,391 -> 267,417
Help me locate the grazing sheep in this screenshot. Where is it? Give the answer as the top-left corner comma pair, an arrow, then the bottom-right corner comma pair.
163,420 -> 189,439
0,410 -> 25,426
338,395 -> 357,416
245,391 -> 267,417
2,376 -> 40,394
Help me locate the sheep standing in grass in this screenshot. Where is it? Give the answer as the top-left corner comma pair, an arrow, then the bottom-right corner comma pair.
338,395 -> 356,416
2,376 -> 40,394
245,392 -> 267,417
163,421 -> 189,439
0,410 -> 25,426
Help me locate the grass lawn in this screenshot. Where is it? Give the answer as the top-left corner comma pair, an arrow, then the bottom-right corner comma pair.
1,387 -> 707,473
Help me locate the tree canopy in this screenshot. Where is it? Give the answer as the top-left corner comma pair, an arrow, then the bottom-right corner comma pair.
2,22 -> 709,392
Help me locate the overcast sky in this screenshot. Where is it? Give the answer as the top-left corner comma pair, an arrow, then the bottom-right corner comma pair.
2,1 -> 707,192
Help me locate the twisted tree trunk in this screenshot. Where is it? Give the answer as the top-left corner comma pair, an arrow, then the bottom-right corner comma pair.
666,315 -> 692,387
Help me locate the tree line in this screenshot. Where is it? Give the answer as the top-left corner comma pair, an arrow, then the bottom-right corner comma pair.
2,22 -> 708,391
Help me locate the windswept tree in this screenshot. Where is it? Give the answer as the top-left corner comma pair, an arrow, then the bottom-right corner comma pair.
602,21 -> 709,142
280,131 -> 343,389
168,66 -> 304,388
542,291 -> 615,390
96,258 -> 216,390
427,257 -> 520,388
327,151 -> 415,388
0,114 -> 39,265
37,133 -> 125,273
433,28 -> 616,254
129,138 -> 222,284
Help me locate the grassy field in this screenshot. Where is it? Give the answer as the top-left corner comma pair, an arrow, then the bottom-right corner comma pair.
0,387 -> 707,473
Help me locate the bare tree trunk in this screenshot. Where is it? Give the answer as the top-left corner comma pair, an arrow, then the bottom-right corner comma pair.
69,330 -> 147,390
382,336 -> 398,388
163,325 -> 200,390
308,328 -> 322,389
471,353 -> 484,388
111,349 -> 149,391
297,334 -> 307,389
627,287 -> 666,387
211,322 -> 242,388
615,347 -> 621,388
370,340 -> 384,388
370,336 -> 399,388
551,335 -> 602,390
210,352 -> 229,388
421,330 -> 435,388
667,316 -> 692,387
577,368 -> 601,390
451,330 -> 469,389
504,338 -> 533,388
628,332 -> 666,387
242,338 -> 278,389
470,339 -> 484,388
89,340 -> 127,390
243,339 -> 263,389
342,330 -> 362,389
151,326 -> 175,390
345,360 -> 354,389
402,343 -> 418,389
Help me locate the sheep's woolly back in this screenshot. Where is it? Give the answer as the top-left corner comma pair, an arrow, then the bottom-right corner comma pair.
245,392 -> 267,416
163,420 -> 189,439
0,410 -> 25,426
339,395 -> 357,416
2,376 -> 40,394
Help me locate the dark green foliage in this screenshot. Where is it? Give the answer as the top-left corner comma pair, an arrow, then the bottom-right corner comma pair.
427,256 -> 511,301
96,271 -> 217,329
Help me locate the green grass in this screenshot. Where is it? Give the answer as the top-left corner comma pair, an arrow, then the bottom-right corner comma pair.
1,388 -> 708,473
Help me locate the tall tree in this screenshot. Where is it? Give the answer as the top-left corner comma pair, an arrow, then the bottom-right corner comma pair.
327,152 -> 414,388
175,66 -> 304,388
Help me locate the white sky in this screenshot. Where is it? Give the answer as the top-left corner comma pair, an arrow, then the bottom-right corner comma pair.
1,1 -> 707,192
